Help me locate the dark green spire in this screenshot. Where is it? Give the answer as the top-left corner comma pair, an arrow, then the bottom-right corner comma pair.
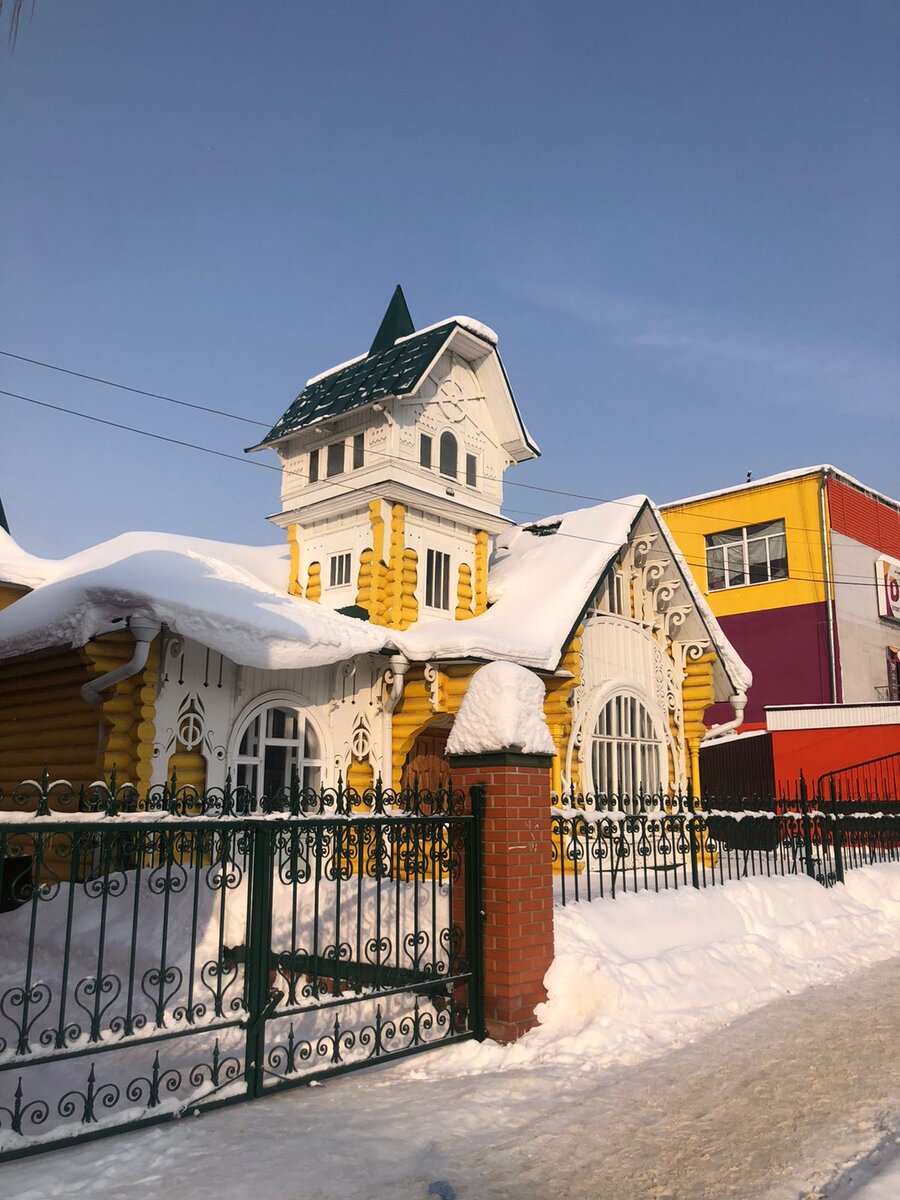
0,492 -> 8,535
369,285 -> 415,355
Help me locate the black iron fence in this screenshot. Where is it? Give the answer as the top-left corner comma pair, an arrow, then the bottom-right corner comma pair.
551,784 -> 900,904
0,776 -> 484,1161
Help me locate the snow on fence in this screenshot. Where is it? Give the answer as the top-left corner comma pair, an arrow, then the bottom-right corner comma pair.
550,788 -> 900,904
0,778 -> 482,1161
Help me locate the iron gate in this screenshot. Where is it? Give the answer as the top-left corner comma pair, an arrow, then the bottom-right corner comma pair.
0,779 -> 484,1161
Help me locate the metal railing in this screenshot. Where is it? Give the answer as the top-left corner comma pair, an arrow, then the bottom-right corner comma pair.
551,782 -> 900,904
0,776 -> 484,1161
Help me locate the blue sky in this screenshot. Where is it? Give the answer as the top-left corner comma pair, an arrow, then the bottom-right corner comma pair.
1,1 -> 898,556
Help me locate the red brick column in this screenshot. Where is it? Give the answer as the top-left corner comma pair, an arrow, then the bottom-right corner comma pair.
449,751 -> 555,1043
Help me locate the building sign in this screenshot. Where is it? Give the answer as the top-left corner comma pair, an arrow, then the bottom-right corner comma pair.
876,555 -> 900,623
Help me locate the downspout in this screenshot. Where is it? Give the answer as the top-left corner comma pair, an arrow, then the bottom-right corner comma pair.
819,471 -> 839,703
381,652 -> 409,786
702,692 -> 747,742
81,617 -> 161,706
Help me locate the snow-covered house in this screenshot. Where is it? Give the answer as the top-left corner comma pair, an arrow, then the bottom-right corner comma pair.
0,291 -> 749,804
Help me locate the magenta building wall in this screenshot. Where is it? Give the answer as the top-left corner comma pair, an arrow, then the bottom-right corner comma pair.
705,601 -> 837,726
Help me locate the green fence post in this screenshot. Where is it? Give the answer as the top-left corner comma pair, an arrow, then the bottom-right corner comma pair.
244,823 -> 276,1097
828,775 -> 845,884
464,783 -> 486,1042
799,772 -> 816,880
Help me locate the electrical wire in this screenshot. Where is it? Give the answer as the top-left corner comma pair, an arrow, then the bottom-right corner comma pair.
0,385 -> 888,591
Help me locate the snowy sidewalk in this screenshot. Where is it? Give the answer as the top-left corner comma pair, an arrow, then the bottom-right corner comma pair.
4,954 -> 900,1200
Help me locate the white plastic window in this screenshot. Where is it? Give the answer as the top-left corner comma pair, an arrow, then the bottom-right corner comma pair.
329,552 -> 353,588
590,694 -> 663,798
705,520 -> 788,591
425,548 -> 451,610
235,704 -> 323,798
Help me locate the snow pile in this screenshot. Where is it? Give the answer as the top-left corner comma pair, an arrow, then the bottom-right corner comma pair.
445,661 -> 555,756
403,864 -> 900,1079
0,531 -> 391,670
0,528 -> 52,589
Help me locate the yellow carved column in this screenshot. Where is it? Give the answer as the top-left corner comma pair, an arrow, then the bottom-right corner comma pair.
306,562 -> 321,602
474,531 -> 489,614
287,523 -> 303,597
456,563 -> 474,619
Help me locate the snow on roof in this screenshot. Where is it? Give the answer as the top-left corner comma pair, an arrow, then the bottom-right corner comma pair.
445,661 -> 555,756
398,498 -> 642,670
662,464 -> 900,513
395,315 -> 498,347
397,495 -> 752,696
0,531 -> 391,670
0,528 -> 52,589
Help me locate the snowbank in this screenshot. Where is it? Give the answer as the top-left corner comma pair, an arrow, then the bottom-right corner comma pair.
401,864 -> 900,1079
445,661 -> 555,755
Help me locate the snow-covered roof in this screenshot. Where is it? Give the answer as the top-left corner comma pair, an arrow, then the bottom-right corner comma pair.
662,464 -> 900,513
397,496 -> 752,697
0,498 -> 750,695
0,530 -> 391,670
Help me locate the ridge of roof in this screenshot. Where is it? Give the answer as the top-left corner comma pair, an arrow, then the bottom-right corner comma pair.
661,464 -> 900,513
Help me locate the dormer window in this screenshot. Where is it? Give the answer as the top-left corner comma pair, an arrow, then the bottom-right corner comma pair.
326,441 -> 345,478
439,432 -> 458,479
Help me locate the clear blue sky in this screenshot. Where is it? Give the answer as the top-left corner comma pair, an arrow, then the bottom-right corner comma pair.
2,1 -> 898,556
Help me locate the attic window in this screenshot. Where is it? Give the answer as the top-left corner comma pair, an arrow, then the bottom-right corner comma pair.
522,521 -> 561,538
466,454 -> 477,488
326,441 -> 345,478
309,449 -> 319,484
420,434 -> 432,469
352,433 -> 365,469
439,432 -> 458,479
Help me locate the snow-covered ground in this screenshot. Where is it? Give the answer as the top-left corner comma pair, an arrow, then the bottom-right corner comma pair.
3,864 -> 900,1198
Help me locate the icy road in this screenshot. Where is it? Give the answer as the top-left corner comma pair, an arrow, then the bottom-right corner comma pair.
3,954 -> 899,1200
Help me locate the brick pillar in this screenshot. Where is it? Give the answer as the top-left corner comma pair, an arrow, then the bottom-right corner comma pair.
449,751 -> 555,1043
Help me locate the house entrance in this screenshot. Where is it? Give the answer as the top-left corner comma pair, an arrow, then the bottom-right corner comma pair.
402,723 -> 451,792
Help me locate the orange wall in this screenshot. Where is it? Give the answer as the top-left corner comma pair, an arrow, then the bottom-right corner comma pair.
828,477 -> 900,558
772,725 -> 900,792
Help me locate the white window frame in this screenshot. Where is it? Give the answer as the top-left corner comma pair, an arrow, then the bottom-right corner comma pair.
588,689 -> 665,800
328,550 -> 353,589
425,547 -> 452,612
228,694 -> 326,801
705,520 -> 788,591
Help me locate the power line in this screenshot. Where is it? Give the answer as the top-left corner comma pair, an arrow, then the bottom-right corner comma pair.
0,385 -> 886,591
2,345 -> 879,538
0,349 -> 269,429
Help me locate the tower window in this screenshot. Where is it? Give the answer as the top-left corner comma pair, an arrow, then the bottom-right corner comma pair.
309,448 -> 319,484
352,433 -> 365,469
420,434 -> 432,469
425,549 -> 451,611
466,454 -> 477,488
326,441 -> 345,478
329,551 -> 353,588
439,432 -> 458,479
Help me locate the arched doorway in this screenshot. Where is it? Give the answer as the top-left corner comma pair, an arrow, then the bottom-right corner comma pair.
401,719 -> 452,792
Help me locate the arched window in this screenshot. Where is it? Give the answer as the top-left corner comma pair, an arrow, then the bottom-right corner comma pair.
439,431 -> 458,479
590,694 -> 664,799
234,702 -> 323,799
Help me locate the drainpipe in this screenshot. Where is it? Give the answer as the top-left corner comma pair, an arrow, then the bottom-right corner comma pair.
81,617 -> 161,706
819,471 -> 839,703
702,692 -> 748,742
381,652 -> 409,786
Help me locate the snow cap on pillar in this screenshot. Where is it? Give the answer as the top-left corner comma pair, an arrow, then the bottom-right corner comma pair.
446,661 -> 555,756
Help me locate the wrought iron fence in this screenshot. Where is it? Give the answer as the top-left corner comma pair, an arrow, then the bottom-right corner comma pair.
551,785 -> 900,904
0,776 -> 484,1161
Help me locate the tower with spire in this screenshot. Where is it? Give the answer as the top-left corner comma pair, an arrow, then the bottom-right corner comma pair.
249,287 -> 539,629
